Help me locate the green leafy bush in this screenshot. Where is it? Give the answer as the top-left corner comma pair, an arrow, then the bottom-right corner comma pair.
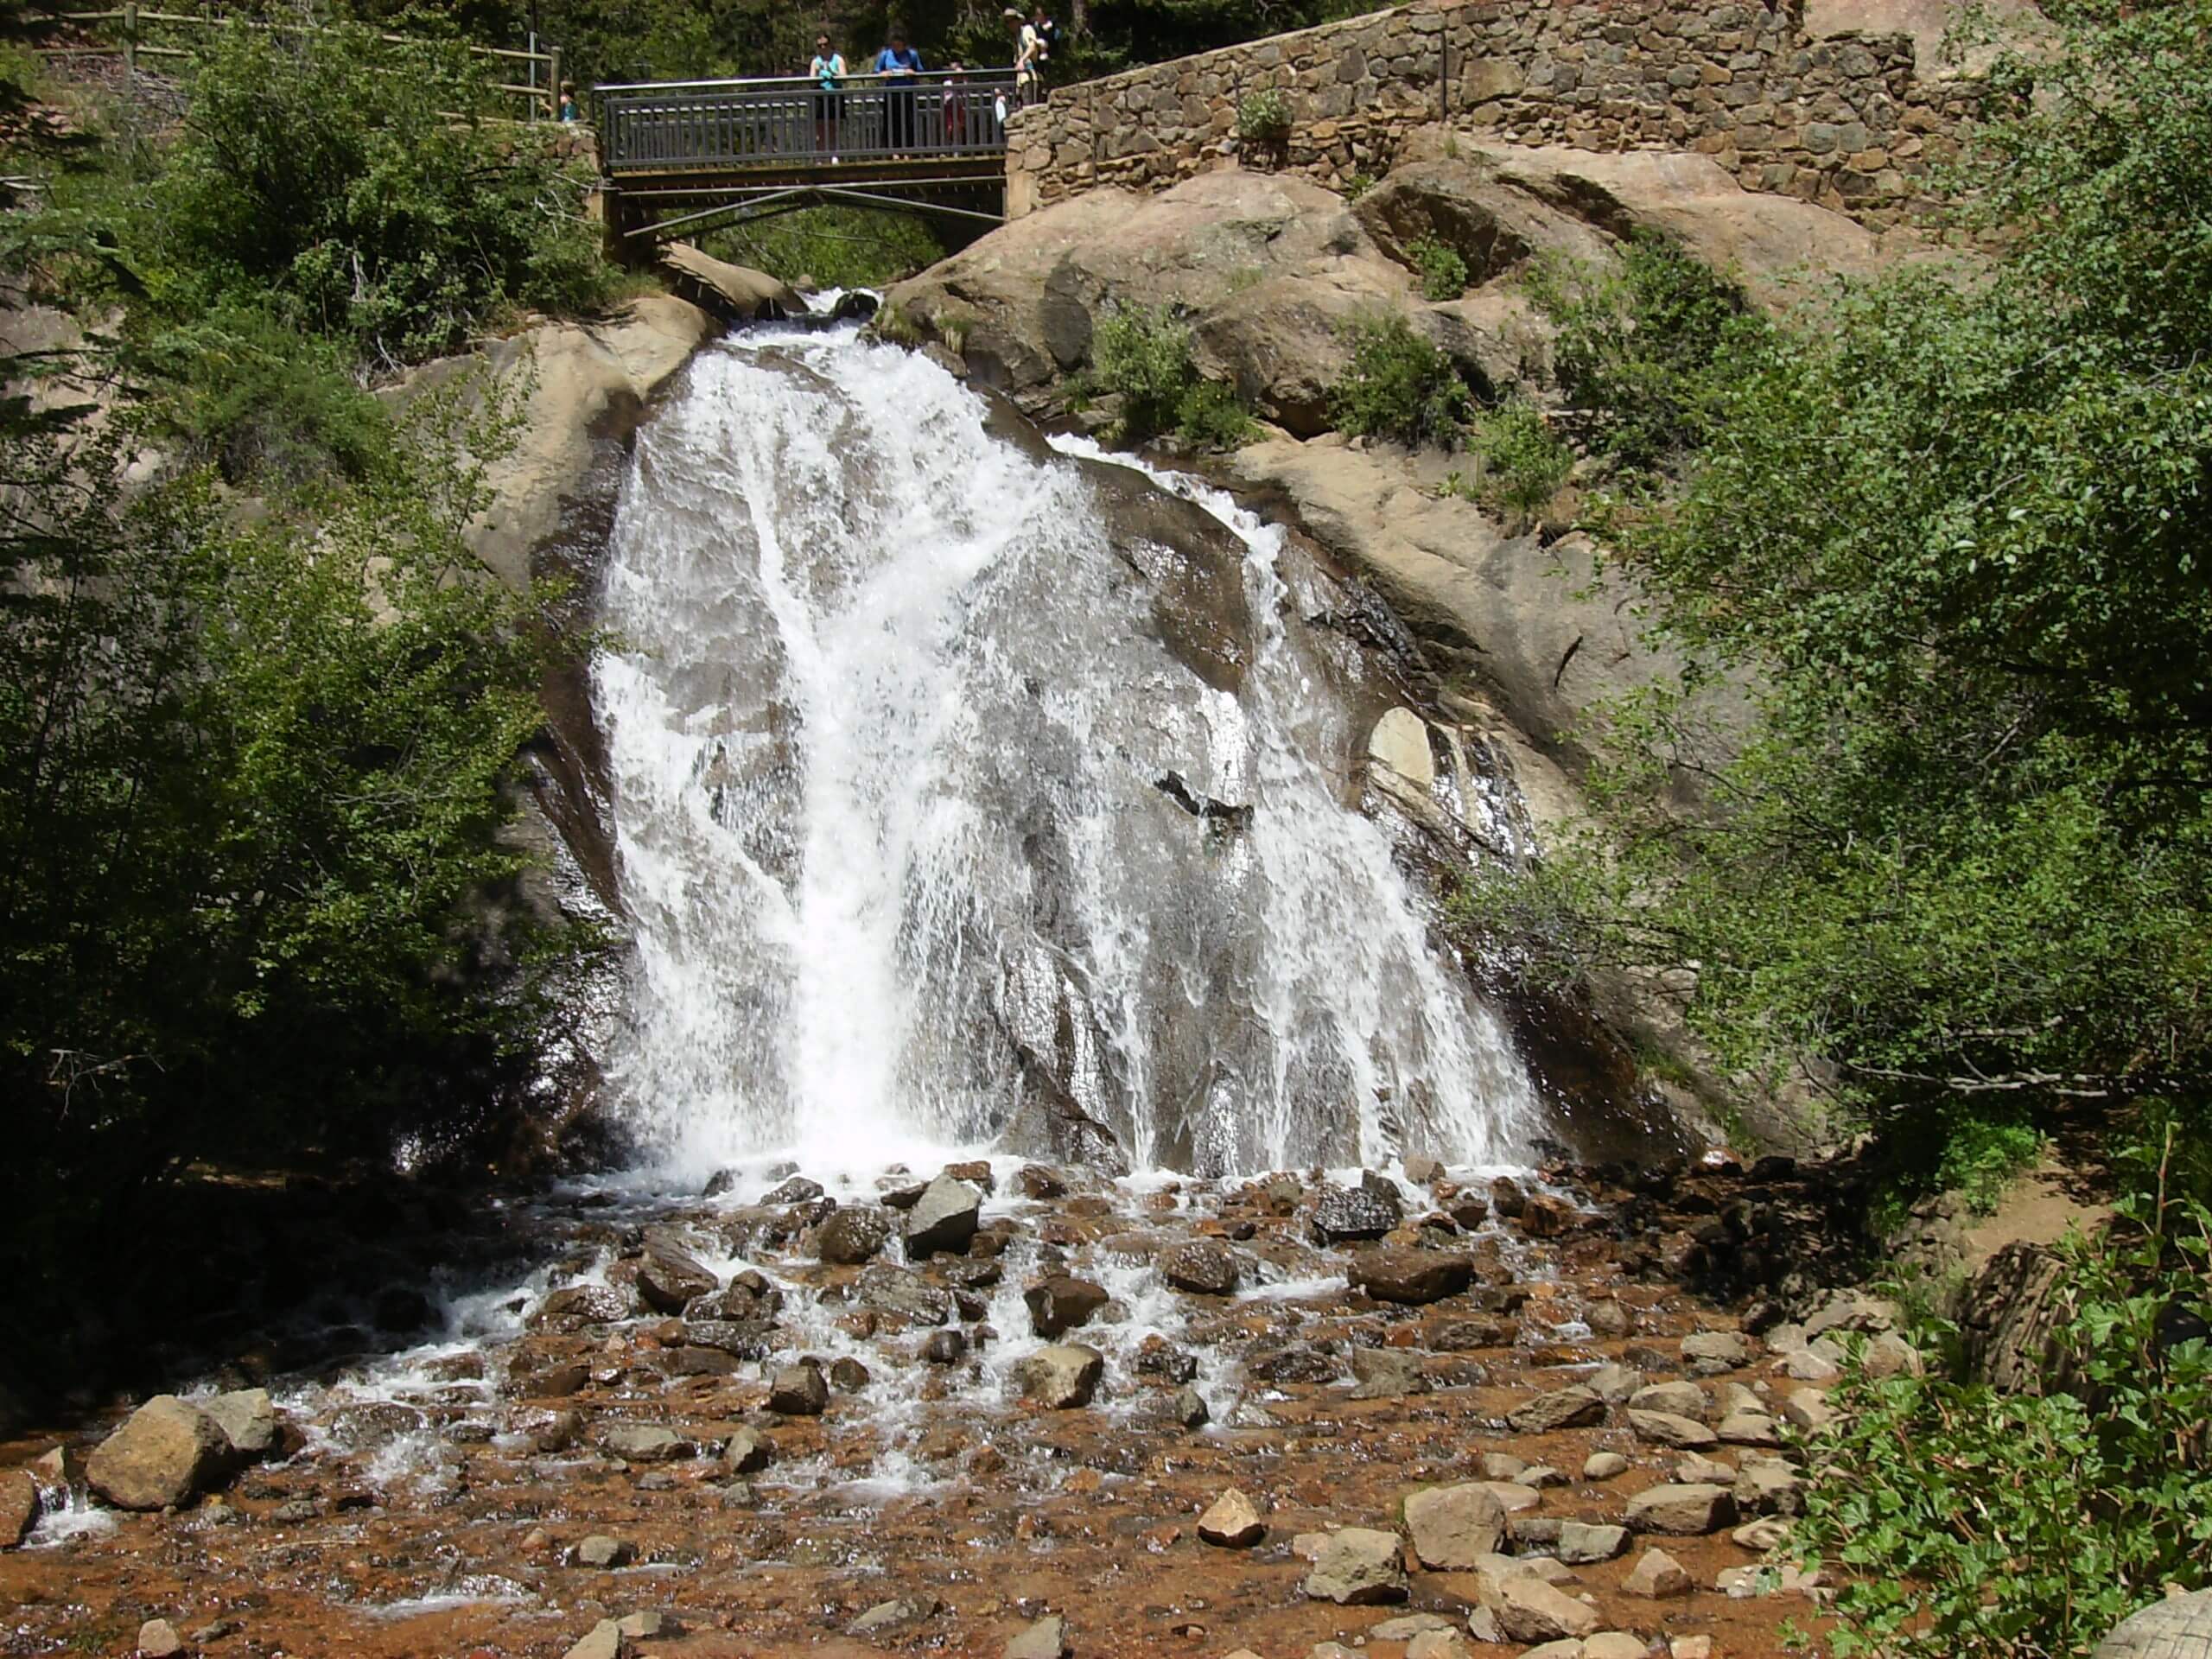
1797,1189 -> 2212,1657
78,22 -> 615,367
706,203 -> 943,290
1236,86 -> 1291,142
1465,397 -> 1573,521
1410,236 -> 1471,302
1527,230 -> 1748,472
1327,313 -> 1471,448
1089,302 -> 1253,448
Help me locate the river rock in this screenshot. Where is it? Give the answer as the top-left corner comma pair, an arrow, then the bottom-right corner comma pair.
817,1206 -> 893,1265
1626,1483 -> 1738,1535
1718,1409 -> 1783,1447
636,1232 -> 718,1313
1313,1181 -> 1402,1243
1586,1634 -> 1648,1659
1159,1238 -> 1241,1294
1302,1526 -> 1409,1605
1474,1568 -> 1599,1643
1025,1274 -> 1109,1338
920,1329 -> 968,1364
531,1282 -> 634,1332
0,1469 -> 35,1548
1507,1385 -> 1606,1433
768,1361 -> 830,1416
1005,1614 -> 1070,1659
1586,1363 -> 1647,1404
830,1357 -> 872,1392
1556,1521 -> 1630,1564
1583,1452 -> 1630,1481
602,1424 -> 690,1463
1402,1482 -> 1506,1568
857,1265 -> 952,1327
849,1596 -> 940,1637
575,1534 -> 634,1567
564,1619 -> 628,1659
88,1395 -> 233,1511
1734,1457 -> 1806,1516
1406,1633 -> 1471,1659
136,1620 -> 183,1657
1169,1386 -> 1211,1428
1350,1247 -> 1474,1305
905,1174 -> 983,1258
1625,1545 -> 1694,1598
722,1427 -> 772,1473
1198,1486 -> 1267,1546
1020,1344 -> 1104,1408
1630,1408 -> 1719,1449
200,1389 -> 281,1462
1348,1346 -> 1427,1401
1630,1380 -> 1709,1419
1681,1330 -> 1756,1373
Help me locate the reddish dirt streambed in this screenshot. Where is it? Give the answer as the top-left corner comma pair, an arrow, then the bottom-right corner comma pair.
0,1158 -> 1866,1659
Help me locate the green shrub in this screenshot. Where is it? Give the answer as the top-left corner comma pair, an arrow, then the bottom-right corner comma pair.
1089,302 -> 1253,448
1527,230 -> 1748,472
1465,397 -> 1573,520
1798,1184 -> 2212,1657
129,300 -> 392,487
705,203 -> 944,290
1409,236 -> 1471,302
78,22 -> 615,366
1327,313 -> 1471,448
1236,86 -> 1291,142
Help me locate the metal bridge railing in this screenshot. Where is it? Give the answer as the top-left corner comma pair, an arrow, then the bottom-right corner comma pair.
597,73 -> 1018,172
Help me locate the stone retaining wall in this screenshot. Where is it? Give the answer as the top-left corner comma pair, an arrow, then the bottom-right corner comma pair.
1006,0 -> 1980,228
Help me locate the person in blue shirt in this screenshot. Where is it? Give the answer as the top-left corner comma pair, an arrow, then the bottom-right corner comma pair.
874,28 -> 925,156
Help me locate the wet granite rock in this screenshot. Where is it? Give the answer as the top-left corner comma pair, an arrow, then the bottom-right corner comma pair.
636,1231 -> 720,1313
530,1283 -> 635,1333
768,1361 -> 830,1416
1303,1526 -> 1409,1605
1018,1344 -> 1104,1408
716,1427 -> 770,1474
1474,1568 -> 1600,1643
905,1174 -> 984,1258
201,1389 -> 281,1463
831,1357 -> 873,1392
87,1395 -> 233,1512
817,1206 -> 894,1265
1025,1274 -> 1109,1338
857,1266 -> 953,1327
1630,1408 -> 1719,1449
0,1469 -> 35,1548
920,1329 -> 969,1364
601,1424 -> 691,1463
1349,1347 -> 1427,1399
682,1319 -> 777,1359
1312,1182 -> 1402,1243
1169,1386 -> 1211,1428
1135,1336 -> 1199,1382
762,1175 -> 825,1205
1556,1520 -> 1630,1563
1159,1238 -> 1241,1294
1351,1247 -> 1474,1305
1014,1164 -> 1067,1199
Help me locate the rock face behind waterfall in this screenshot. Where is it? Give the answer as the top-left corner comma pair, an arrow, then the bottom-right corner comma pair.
589,331 -> 1541,1178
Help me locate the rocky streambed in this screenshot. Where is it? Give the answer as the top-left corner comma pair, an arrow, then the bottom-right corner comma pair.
0,1154 -> 1896,1658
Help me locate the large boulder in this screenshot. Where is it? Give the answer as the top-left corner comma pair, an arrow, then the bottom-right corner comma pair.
2095,1589 -> 2212,1659
1402,1482 -> 1507,1569
816,1205 -> 894,1265
1474,1567 -> 1602,1643
1312,1181 -> 1402,1243
636,1230 -> 719,1313
904,1174 -> 984,1259
1351,1248 -> 1473,1306
1019,1344 -> 1105,1409
200,1389 -> 281,1463
657,242 -> 806,322
1302,1527 -> 1409,1605
86,1395 -> 233,1511
884,170 -> 1420,435
1024,1274 -> 1109,1338
1159,1238 -> 1241,1295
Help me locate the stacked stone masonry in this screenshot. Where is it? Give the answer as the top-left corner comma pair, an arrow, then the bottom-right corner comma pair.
1005,0 -> 1980,228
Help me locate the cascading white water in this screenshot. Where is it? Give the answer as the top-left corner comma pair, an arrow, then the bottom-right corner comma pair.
591,324 -> 1539,1183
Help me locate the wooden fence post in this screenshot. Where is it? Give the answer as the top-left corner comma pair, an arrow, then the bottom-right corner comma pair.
547,45 -> 562,119
122,0 -> 137,77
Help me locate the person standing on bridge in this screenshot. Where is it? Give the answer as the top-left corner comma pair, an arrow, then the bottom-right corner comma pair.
874,28 -> 925,157
810,34 -> 846,159
1007,7 -> 1040,107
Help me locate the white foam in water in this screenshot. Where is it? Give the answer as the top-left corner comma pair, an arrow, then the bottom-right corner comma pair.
590,323 -> 1541,1185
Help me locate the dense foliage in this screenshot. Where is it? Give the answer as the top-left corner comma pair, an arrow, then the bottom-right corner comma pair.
1461,396 -> 1573,523
0,20 -> 600,1369
1086,302 -> 1253,449
1466,0 -> 2212,1139
706,204 -> 944,293
1798,1122 -> 2212,1656
1327,313 -> 1471,448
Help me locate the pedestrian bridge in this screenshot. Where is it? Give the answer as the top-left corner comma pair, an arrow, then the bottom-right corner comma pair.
595,73 -> 1017,245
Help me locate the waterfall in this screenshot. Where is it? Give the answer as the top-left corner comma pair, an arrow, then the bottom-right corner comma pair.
589,325 -> 1539,1184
